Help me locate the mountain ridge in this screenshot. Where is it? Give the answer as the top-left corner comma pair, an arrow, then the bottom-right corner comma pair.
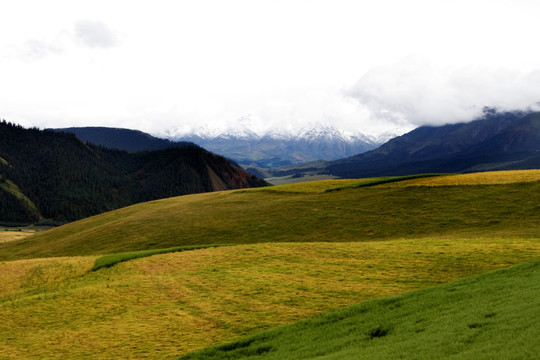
168,121 -> 397,144
55,123 -> 400,169
51,127 -> 193,153
173,123 -> 395,168
258,109 -> 540,182
324,110 -> 540,178
0,121 -> 267,223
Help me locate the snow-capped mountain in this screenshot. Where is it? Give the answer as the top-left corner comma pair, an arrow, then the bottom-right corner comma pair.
167,121 -> 399,168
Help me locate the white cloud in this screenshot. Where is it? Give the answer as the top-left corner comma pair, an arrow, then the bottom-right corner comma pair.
2,35 -> 67,62
346,58 -> 540,127
74,20 -> 120,49
2,0 -> 540,137
2,19 -> 119,62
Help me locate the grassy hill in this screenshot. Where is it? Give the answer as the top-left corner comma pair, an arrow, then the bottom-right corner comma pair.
2,239 -> 540,359
0,170 -> 539,359
1,170 -> 539,260
180,258 -> 540,360
0,176 -> 41,224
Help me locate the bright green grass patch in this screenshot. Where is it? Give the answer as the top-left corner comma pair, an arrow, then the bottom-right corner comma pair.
2,239 -> 540,359
0,230 -> 35,244
0,177 -> 40,214
179,258 -> 540,360
91,244 -> 227,271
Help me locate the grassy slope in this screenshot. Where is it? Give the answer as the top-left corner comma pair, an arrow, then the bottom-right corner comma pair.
179,259 -> 540,360
2,238 -> 540,359
1,171 -> 539,260
0,170 -> 539,359
0,230 -> 34,244
0,178 -> 40,213
91,244 -> 227,270
389,169 -> 540,187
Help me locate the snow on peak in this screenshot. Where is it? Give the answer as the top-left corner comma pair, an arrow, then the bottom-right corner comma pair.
163,115 -> 408,145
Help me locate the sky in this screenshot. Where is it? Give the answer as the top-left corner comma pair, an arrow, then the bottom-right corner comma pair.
1,0 -> 540,137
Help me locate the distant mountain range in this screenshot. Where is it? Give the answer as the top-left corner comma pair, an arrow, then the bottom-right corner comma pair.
170,123 -> 399,168
276,109 -> 540,179
51,108 -> 540,185
1,122 -> 266,224
54,123 -> 400,169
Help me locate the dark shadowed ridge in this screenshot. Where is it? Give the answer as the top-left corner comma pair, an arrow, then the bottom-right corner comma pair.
51,126 -> 194,153
0,122 -> 268,224
324,110 -> 540,178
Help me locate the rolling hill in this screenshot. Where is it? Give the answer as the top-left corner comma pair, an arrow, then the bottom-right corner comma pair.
4,239 -> 540,359
180,258 -> 540,360
1,170 -> 539,260
0,121 -> 267,223
0,170 -> 539,359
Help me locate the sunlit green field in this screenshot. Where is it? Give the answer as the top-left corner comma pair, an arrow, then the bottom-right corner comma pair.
388,169 -> 540,187
0,230 -> 34,244
181,258 -> 540,360
2,238 -> 540,359
0,170 -> 539,359
1,171 -> 539,260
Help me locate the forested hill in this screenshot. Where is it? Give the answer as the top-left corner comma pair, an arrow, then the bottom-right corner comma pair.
51,127 -> 191,153
0,121 -> 267,224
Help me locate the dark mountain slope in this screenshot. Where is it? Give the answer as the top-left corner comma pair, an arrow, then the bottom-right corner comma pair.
56,126 -> 381,169
52,127 -> 192,153
0,121 -> 267,223
326,110 -> 540,178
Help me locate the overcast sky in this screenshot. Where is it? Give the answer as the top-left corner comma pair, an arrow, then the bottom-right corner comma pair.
1,0 -> 540,137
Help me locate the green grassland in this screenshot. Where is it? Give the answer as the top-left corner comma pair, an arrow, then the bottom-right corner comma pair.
0,230 -> 35,244
91,244 -> 227,271
0,170 -> 539,359
1,171 -> 539,260
180,258 -> 540,360
386,169 -> 540,187
0,177 -> 38,211
2,238 -> 540,359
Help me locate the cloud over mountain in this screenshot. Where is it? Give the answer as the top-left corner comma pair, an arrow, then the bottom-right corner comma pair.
346,58 -> 540,127
2,1 -> 540,136
2,19 -> 120,62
